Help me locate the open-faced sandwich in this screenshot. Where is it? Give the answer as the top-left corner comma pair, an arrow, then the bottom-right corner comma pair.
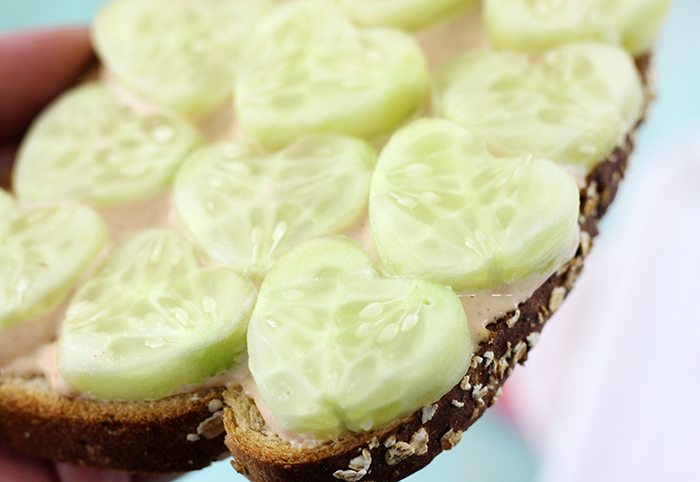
0,0 -> 668,480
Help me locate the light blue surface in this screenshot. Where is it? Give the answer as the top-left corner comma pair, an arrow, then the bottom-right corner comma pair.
1,1 -> 697,481
641,0 -> 700,151
0,0 -> 107,31
595,0 -> 700,236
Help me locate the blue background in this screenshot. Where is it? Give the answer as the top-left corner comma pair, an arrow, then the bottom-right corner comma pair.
1,1 -> 697,481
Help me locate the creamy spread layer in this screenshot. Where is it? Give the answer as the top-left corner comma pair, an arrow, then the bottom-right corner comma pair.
0,308 -> 63,368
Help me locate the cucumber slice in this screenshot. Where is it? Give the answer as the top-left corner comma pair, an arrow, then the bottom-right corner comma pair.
249,237 -> 470,439
1,200 -> 106,330
235,0 -> 429,148
94,0 -> 278,117
434,43 -> 644,171
174,135 -> 375,278
339,0 -> 476,31
370,119 -> 580,292
59,230 -> 256,401
484,0 -> 670,56
14,84 -> 200,208
616,0 -> 672,56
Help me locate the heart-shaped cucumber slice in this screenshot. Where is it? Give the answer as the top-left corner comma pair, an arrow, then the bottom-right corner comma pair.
1,196 -> 107,330
249,237 -> 470,439
58,230 -> 256,401
94,0 -> 278,117
484,0 -> 670,56
14,84 -> 200,208
174,135 -> 375,279
370,119 -> 580,292
235,0 -> 429,148
434,43 -> 644,171
339,0 -> 476,31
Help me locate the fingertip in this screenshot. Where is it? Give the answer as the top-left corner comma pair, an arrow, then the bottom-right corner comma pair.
0,447 -> 55,482
55,464 -> 131,482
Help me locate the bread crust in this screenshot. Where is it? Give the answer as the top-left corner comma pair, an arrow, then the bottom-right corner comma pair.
0,56 -> 651,477
0,377 -> 228,472
223,56 -> 652,482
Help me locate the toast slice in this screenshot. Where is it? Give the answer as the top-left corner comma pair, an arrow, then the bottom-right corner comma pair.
0,54 -> 652,480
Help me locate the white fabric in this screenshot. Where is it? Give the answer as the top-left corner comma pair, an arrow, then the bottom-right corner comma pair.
508,136 -> 700,482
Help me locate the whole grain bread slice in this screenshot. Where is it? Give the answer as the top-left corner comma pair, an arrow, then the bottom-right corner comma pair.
0,57 -> 652,477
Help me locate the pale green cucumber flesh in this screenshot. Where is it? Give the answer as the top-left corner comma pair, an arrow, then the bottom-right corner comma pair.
0,201 -> 106,330
617,0 -> 671,56
484,0 -> 670,56
370,119 -> 580,291
434,43 -> 644,170
14,84 -> 200,208
235,0 -> 429,149
248,237 -> 471,438
94,0 -> 278,117
340,0 -> 476,31
175,135 -> 375,278
58,230 -> 256,401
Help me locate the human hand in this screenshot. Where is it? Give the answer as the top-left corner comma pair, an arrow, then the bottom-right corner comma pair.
0,28 -> 178,482
0,446 -> 178,482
